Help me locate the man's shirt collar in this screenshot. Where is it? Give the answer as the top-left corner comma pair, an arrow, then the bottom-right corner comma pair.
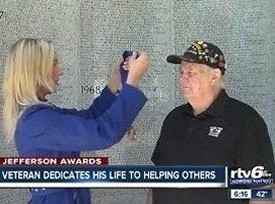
183,89 -> 229,118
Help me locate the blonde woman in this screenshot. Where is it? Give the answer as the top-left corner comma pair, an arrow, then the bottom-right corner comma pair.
2,38 -> 149,204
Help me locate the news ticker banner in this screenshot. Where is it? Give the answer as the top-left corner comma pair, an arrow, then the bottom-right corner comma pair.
0,165 -> 227,188
0,158 -> 273,189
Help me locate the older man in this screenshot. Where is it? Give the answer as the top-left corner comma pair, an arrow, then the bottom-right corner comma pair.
150,40 -> 275,204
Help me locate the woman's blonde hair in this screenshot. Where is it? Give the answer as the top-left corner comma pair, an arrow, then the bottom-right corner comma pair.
2,38 -> 56,142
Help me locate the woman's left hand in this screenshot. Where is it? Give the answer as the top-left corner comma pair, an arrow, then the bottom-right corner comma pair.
107,67 -> 122,94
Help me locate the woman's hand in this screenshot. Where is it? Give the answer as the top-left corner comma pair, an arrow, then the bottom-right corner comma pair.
126,52 -> 149,87
107,67 -> 122,94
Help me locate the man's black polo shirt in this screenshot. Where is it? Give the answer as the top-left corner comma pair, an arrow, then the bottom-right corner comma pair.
151,89 -> 275,204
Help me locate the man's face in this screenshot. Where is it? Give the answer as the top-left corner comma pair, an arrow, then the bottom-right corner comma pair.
179,61 -> 214,101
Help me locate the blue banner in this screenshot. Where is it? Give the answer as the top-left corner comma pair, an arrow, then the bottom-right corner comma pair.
0,165 -> 227,188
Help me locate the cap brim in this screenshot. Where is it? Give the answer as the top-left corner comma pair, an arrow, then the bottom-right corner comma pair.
166,55 -> 196,64
166,55 -> 184,64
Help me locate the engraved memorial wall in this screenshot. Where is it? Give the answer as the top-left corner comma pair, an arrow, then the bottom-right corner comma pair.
0,0 -> 274,203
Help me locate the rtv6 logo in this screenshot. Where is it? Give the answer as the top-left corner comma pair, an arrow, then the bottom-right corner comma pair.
231,166 -> 272,179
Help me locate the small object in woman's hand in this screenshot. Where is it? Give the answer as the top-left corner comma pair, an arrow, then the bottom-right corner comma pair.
120,50 -> 138,85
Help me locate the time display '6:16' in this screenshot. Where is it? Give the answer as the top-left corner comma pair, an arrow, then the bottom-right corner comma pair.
230,189 -> 251,199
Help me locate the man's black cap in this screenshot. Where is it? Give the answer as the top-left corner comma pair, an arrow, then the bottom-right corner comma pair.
167,40 -> 226,74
